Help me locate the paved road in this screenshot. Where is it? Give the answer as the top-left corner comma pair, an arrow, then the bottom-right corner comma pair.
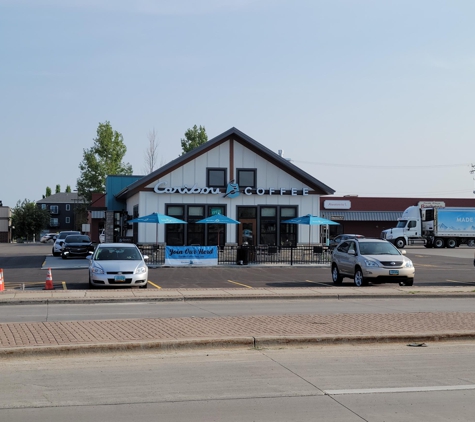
2,343 -> 475,421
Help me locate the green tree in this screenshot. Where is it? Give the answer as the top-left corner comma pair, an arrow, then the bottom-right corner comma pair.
180,125 -> 208,155
12,199 -> 50,242
55,184 -> 61,193
66,185 -> 72,193
77,121 -> 133,202
45,187 -> 52,197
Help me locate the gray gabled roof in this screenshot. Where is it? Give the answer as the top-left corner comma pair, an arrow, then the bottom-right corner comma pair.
37,192 -> 83,204
116,127 -> 335,200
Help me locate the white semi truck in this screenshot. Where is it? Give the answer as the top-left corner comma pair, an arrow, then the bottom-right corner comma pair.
381,201 -> 475,248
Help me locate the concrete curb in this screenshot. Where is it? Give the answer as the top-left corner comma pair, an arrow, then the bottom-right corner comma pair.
2,332 -> 475,357
2,292 -> 475,305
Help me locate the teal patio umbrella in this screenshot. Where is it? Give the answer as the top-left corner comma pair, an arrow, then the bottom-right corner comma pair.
283,214 -> 339,245
196,214 -> 240,247
196,214 -> 241,225
129,212 -> 187,246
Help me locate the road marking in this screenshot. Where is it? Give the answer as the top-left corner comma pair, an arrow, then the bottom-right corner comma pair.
414,264 -> 441,268
227,280 -> 252,288
148,281 -> 161,289
305,279 -> 330,286
325,384 -> 475,395
447,279 -> 475,285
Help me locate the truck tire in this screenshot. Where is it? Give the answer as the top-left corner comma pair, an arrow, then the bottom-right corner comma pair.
434,238 -> 445,248
395,238 -> 406,248
467,239 -> 475,247
446,238 -> 457,248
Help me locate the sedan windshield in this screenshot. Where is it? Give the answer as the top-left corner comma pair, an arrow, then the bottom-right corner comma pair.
358,242 -> 400,255
65,236 -> 91,243
95,247 -> 142,260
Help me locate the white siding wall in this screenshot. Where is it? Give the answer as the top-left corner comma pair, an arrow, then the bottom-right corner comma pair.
129,139 -> 322,244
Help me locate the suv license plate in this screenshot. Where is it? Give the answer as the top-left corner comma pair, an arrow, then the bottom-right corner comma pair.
389,270 -> 399,275
114,275 -> 126,282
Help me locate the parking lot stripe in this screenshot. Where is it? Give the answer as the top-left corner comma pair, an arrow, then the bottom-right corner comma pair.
305,279 -> 330,286
325,384 -> 475,395
227,280 -> 252,288
447,279 -> 475,285
148,281 -> 161,289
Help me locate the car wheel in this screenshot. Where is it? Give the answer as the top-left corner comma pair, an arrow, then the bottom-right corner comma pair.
61,253 -> 67,259
395,238 -> 406,248
331,265 -> 343,284
354,268 -> 367,287
88,277 -> 95,289
139,282 -> 148,289
400,279 -> 414,286
434,238 -> 445,248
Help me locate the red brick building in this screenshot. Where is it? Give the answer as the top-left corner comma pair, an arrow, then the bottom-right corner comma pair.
320,196 -> 475,238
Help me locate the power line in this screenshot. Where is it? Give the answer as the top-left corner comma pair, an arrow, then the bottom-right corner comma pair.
292,160 -> 470,169
336,188 -> 473,197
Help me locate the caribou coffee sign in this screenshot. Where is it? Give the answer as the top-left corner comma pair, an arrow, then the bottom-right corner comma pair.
153,181 -> 309,197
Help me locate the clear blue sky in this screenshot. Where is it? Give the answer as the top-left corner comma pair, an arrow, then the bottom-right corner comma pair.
1,0 -> 474,208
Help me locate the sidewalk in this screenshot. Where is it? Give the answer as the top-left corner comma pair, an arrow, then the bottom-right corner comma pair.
2,286 -> 475,356
1,285 -> 475,304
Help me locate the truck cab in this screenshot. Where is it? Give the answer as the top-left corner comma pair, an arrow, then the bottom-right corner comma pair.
381,206 -> 423,248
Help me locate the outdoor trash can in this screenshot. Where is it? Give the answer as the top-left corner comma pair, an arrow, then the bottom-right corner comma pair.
237,246 -> 250,265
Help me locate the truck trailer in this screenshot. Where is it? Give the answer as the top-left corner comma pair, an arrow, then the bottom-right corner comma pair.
381,201 -> 475,248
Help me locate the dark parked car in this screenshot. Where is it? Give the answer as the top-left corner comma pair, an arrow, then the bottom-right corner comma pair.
329,234 -> 365,250
52,230 -> 81,256
61,235 -> 94,259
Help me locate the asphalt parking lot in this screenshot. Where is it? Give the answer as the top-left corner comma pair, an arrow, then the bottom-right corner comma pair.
0,242 -> 474,290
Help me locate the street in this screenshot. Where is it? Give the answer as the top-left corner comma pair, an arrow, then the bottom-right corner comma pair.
1,342 -> 475,421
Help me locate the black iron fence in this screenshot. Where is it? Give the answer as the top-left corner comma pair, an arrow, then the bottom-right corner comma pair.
137,244 -> 332,266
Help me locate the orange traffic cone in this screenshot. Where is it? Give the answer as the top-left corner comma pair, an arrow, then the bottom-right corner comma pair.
44,268 -> 55,290
0,268 -> 4,292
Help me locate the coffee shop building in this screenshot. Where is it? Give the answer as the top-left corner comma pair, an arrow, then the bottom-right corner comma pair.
111,127 -> 335,247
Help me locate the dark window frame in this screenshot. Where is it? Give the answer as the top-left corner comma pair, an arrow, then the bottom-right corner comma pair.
165,204 -> 229,246
207,168 -> 227,188
237,168 -> 256,189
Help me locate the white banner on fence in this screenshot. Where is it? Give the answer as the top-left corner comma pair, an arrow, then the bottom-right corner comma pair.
165,246 -> 218,266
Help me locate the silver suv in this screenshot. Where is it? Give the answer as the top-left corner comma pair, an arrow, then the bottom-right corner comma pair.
52,231 -> 81,257
331,238 -> 414,287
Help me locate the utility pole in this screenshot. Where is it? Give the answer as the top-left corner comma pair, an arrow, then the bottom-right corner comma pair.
471,164 -> 475,194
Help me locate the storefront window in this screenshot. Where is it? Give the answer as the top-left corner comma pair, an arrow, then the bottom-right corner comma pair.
237,207 -> 257,219
280,207 -> 297,246
207,206 -> 226,247
187,206 -> 204,245
260,207 -> 277,245
166,205 -> 185,246
165,204 -> 229,246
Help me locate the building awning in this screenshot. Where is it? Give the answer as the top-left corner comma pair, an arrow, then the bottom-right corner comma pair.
321,211 -> 402,222
90,211 -> 105,219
